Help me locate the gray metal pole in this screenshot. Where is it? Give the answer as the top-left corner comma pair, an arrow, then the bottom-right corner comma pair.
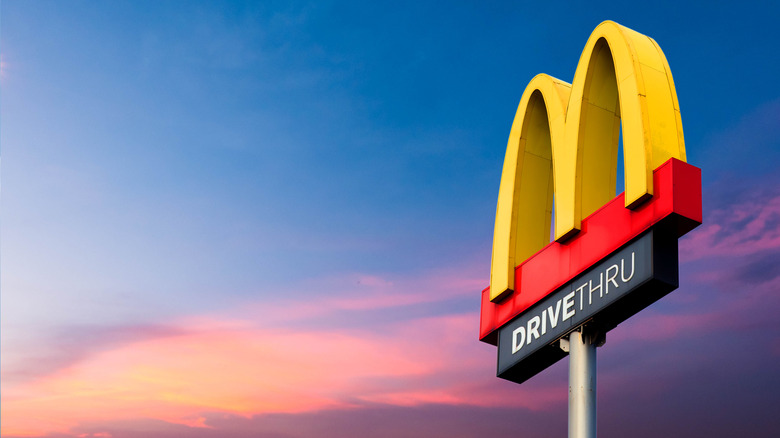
568,330 -> 597,438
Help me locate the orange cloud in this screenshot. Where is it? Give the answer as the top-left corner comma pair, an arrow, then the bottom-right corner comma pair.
2,309 -> 530,437
3,263 -> 566,437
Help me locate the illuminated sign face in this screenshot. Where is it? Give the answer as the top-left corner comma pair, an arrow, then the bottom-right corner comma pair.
497,228 -> 678,383
480,21 -> 702,383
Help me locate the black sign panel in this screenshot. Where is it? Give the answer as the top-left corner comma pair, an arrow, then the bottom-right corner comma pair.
497,225 -> 679,384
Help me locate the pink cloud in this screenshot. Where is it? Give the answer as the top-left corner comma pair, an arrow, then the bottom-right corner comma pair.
680,194 -> 780,261
9,260 -> 664,437
1,290 -> 527,437
6,261 -> 772,437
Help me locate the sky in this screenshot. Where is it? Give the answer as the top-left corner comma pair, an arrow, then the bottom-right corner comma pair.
2,1 -> 779,437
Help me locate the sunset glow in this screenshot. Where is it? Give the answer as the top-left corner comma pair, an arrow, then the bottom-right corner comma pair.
3,301 -> 499,436
3,2 -> 780,437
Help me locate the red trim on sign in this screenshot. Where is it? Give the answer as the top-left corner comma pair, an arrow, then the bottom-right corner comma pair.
479,158 -> 702,345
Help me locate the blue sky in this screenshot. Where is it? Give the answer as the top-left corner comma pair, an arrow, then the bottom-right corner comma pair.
2,1 -> 780,437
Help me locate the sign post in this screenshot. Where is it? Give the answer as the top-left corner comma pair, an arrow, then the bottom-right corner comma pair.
567,330 -> 596,438
479,21 -> 702,436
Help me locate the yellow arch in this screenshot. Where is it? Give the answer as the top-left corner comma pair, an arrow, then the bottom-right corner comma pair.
490,21 -> 686,302
490,74 -> 570,301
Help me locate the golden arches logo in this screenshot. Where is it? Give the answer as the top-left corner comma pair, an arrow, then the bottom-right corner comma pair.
490,21 -> 687,302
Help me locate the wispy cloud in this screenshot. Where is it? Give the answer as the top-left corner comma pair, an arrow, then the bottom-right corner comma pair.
2,310 -> 529,436
2,325 -> 186,386
680,192 -> 780,261
1,265 -> 516,437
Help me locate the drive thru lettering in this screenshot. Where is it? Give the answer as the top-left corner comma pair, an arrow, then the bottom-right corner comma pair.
511,251 -> 635,354
496,227 -> 679,383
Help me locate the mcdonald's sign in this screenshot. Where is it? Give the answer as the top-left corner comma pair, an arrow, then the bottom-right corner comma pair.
480,21 -> 702,383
